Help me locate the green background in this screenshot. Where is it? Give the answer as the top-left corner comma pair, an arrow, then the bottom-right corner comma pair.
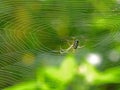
0,0 -> 120,90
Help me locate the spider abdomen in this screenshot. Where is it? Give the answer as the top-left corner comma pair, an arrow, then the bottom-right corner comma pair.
73,40 -> 79,49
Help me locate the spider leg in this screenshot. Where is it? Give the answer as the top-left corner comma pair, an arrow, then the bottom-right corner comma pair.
78,45 -> 85,49
60,46 -> 64,51
66,44 -> 73,51
60,49 -> 67,54
59,46 -> 67,54
60,45 -> 73,54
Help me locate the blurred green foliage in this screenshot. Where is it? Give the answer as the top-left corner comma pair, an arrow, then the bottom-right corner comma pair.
0,0 -> 120,90
4,55 -> 120,90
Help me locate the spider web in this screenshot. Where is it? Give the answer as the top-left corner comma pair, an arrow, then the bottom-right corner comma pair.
0,0 -> 120,89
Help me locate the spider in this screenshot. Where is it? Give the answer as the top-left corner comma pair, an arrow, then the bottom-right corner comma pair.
60,39 -> 84,54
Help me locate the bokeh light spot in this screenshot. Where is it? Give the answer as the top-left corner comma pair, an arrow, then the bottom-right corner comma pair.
86,53 -> 102,65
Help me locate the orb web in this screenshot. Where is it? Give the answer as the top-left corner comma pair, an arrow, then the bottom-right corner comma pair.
0,0 -> 120,89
